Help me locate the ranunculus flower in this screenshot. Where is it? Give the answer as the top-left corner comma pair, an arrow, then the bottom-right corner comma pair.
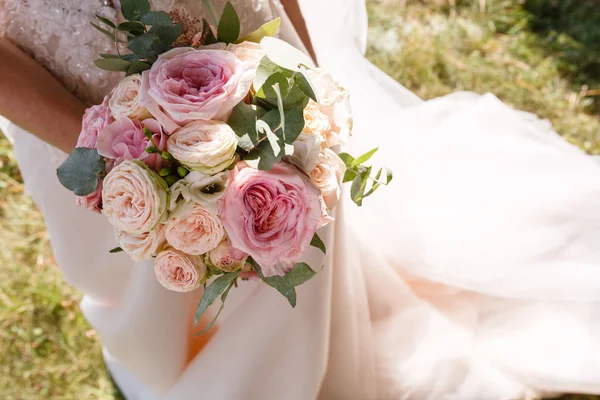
109,74 -> 152,120
302,100 -> 331,141
102,160 -> 168,234
165,202 -> 225,255
76,180 -> 103,213
77,95 -> 112,149
167,120 -> 237,174
117,225 -> 167,262
154,248 -> 207,292
220,162 -> 322,277
306,69 -> 353,147
310,148 -> 346,210
287,132 -> 324,173
206,237 -> 248,273
97,118 -> 168,172
139,47 -> 256,130
169,170 -> 230,212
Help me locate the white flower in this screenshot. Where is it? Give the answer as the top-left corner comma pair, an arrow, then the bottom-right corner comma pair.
310,148 -> 346,210
102,160 -> 168,234
169,170 -> 230,212
287,133 -> 324,173
109,74 -> 152,120
168,120 -> 238,174
117,226 -> 166,262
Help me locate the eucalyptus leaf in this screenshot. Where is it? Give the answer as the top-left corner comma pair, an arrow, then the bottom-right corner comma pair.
254,56 -> 287,93
118,21 -> 146,32
194,271 -> 240,326
243,139 -> 282,170
217,1 -> 241,44
95,15 -> 116,28
338,152 -> 355,168
295,71 -> 318,103
282,101 -> 307,144
100,53 -> 120,59
56,148 -> 105,196
343,169 -> 357,183
351,148 -> 378,167
350,174 -> 363,206
126,60 -> 152,76
310,232 -> 326,254
121,54 -> 142,63
149,24 -> 183,46
140,11 -> 173,26
109,247 -> 124,253
286,263 -> 317,287
195,280 -> 235,335
260,36 -> 316,72
228,103 -> 265,149
128,32 -> 162,61
121,0 -> 150,21
236,18 -> 281,44
91,22 -> 119,42
94,58 -> 132,72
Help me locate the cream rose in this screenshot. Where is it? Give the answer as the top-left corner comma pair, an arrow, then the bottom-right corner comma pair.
310,148 -> 346,210
287,132 -> 324,173
169,170 -> 230,212
168,120 -> 238,174
226,41 -> 266,69
117,226 -> 166,262
165,202 -> 225,255
306,69 -> 353,147
302,100 -> 331,140
154,248 -> 206,292
102,160 -> 168,234
109,75 -> 152,120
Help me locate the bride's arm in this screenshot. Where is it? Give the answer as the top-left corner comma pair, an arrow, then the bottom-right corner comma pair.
0,39 -> 85,153
279,0 -> 317,63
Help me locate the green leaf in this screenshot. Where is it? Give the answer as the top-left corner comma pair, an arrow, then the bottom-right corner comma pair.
100,53 -> 120,59
228,103 -> 265,151
121,54 -> 141,63
310,232 -> 326,254
338,152 -> 355,168
149,24 -> 183,46
254,56 -> 287,93
91,22 -> 119,42
217,1 -> 241,44
56,148 -> 105,196
282,101 -> 307,144
350,174 -> 363,206
351,148 -> 378,167
140,11 -> 173,26
255,72 -> 307,110
195,279 -> 235,335
126,60 -> 152,76
343,169 -> 356,183
260,36 -> 316,72
128,32 -> 161,61
121,0 -> 150,21
118,21 -> 146,32
193,271 -> 240,326
96,15 -> 116,29
236,18 -> 281,43
109,247 -> 123,253
94,58 -> 131,72
201,18 -> 218,45
250,258 -> 317,308
295,71 -> 318,103
243,139 -> 282,170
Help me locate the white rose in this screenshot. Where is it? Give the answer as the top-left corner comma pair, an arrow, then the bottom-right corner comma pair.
103,160 -> 168,234
169,170 -> 230,212
206,237 -> 248,273
154,248 -> 207,292
286,132 -> 324,173
310,148 -> 346,210
165,202 -> 225,255
117,226 -> 166,262
168,120 -> 238,174
226,41 -> 266,69
306,69 -> 353,147
109,74 -> 152,120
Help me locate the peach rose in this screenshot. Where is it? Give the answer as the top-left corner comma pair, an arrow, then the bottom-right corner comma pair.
102,160 -> 168,234
302,100 -> 331,141
310,148 -> 346,210
165,202 -> 225,255
206,237 -> 248,273
154,248 -> 206,292
108,74 -> 152,120
167,120 -> 238,174
117,225 -> 167,262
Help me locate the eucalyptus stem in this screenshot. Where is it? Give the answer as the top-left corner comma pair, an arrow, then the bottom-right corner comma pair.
202,0 -> 220,28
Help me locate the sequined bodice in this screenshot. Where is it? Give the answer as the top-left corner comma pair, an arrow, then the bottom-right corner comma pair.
0,0 -> 282,105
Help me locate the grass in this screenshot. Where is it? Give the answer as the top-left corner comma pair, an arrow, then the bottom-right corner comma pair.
1,0 -> 599,398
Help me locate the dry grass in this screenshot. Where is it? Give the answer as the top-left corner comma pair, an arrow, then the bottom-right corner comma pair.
0,0 -> 599,398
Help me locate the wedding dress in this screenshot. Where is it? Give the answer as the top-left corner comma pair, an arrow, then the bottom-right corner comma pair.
2,0 -> 600,399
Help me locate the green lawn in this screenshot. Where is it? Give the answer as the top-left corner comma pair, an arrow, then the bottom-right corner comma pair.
1,1 -> 599,398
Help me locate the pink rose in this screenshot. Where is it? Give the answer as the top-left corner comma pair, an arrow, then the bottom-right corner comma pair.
206,237 -> 248,272
76,180 -> 103,214
220,162 -> 322,277
139,47 -> 256,131
77,95 -> 113,149
165,202 -> 225,255
96,117 -> 167,172
154,248 -> 207,292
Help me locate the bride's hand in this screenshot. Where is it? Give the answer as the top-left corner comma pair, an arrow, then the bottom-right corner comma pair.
280,0 -> 318,64
0,38 -> 85,154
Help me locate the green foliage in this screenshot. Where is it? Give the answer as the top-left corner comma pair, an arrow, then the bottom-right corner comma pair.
236,18 -> 281,44
310,232 -> 326,254
194,271 -> 240,326
339,149 -> 392,207
217,2 -> 241,44
56,148 -> 105,196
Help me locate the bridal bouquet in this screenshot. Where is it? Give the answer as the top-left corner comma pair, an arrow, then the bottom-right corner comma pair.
57,0 -> 391,332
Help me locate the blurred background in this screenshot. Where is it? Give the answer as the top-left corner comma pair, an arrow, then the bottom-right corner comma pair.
1,0 -> 599,398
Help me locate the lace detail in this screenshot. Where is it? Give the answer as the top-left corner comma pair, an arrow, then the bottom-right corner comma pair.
0,0 -> 280,106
